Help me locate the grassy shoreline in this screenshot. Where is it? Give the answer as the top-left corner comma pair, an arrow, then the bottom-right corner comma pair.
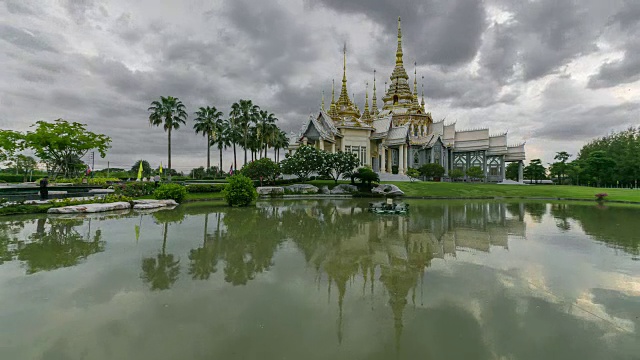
1,182 -> 639,216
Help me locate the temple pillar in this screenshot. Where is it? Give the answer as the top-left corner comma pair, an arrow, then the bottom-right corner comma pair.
302,137 -> 308,145
387,148 -> 392,172
483,151 -> 488,183
366,143 -> 371,167
501,156 -> 506,181
444,148 -> 449,176
518,161 -> 524,182
381,146 -> 387,173
318,140 -> 324,151
399,145 -> 405,174
340,139 -> 345,152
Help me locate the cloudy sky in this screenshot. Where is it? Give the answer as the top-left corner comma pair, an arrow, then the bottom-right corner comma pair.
1,0 -> 639,172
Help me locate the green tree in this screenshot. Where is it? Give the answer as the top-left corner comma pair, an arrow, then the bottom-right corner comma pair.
256,110 -> 278,159
0,130 -> 24,163
279,145 -> 325,181
23,119 -> 111,178
190,166 -> 206,179
354,167 -> 380,187
466,166 -> 485,181
8,155 -> 37,180
319,151 -> 360,184
193,106 -> 224,170
586,151 -> 616,187
505,162 -> 519,181
272,130 -> 290,163
524,159 -> 546,183
213,119 -> 231,175
148,96 -> 188,181
130,160 -> 152,178
419,163 -> 445,180
550,151 -> 572,184
449,168 -> 465,181
241,158 -> 280,184
229,99 -> 259,166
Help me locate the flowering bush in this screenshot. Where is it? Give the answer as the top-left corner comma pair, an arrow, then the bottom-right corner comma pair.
279,145 -> 326,181
595,193 -> 608,201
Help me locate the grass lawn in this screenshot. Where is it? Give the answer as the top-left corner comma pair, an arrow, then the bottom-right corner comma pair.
184,192 -> 225,202
388,181 -> 640,203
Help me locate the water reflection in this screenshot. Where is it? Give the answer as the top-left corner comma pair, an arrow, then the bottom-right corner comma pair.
0,201 -> 639,359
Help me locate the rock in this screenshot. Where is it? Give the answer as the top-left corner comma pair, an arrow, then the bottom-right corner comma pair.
89,188 -> 116,194
257,186 -> 285,195
284,184 -> 319,194
330,184 -> 358,194
371,184 -> 404,196
47,191 -> 67,195
47,202 -> 131,214
133,199 -> 178,206
320,186 -> 331,194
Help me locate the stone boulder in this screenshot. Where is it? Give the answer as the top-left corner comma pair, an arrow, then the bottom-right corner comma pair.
89,188 -> 116,194
132,199 -> 178,209
371,184 -> 404,196
330,184 -> 358,194
319,186 -> 331,194
284,184 -> 319,194
257,186 -> 285,195
48,202 -> 131,214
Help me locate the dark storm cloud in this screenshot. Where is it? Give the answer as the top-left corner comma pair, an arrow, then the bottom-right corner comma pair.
311,0 -> 486,67
588,1 -> 640,89
0,24 -> 60,53
3,0 -> 37,15
533,102 -> 640,141
480,0 -> 610,82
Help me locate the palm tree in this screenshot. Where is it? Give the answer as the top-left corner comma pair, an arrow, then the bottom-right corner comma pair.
256,110 -> 278,159
141,222 -> 181,290
214,119 -> 231,175
230,99 -> 259,166
148,96 -> 188,180
273,130 -> 290,162
193,106 -> 223,170
226,120 -> 242,172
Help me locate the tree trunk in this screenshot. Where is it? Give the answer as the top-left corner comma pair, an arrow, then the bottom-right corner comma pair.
206,133 -> 211,170
219,147 -> 223,178
168,127 -> 172,181
244,135 -> 248,167
233,143 -> 237,171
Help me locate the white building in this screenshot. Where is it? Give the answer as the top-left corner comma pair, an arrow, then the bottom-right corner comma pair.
290,17 -> 526,182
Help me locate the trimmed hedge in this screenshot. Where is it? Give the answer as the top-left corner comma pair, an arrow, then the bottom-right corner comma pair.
153,183 -> 187,203
186,184 -> 225,193
0,174 -> 28,183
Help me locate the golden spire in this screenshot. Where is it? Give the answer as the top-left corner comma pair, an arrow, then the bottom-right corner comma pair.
413,62 -> 418,100
372,69 -> 378,116
421,77 -> 425,109
337,42 -> 356,117
383,16 -> 412,111
329,79 -> 338,118
362,82 -> 372,124
396,17 -> 403,66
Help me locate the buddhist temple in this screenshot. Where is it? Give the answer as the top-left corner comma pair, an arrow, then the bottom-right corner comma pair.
290,17 -> 527,182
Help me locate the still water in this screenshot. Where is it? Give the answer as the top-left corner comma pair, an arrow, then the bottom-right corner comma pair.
0,200 -> 639,359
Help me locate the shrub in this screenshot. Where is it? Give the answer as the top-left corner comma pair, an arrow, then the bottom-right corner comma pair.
449,169 -> 465,181
153,183 -> 187,203
222,174 -> 257,207
406,168 -> 420,182
354,167 -> 380,186
0,174 -> 30,183
241,158 -> 280,184
114,182 -> 156,197
186,184 -> 225,193
419,163 -> 445,179
466,166 -> 485,180
319,151 -> 360,184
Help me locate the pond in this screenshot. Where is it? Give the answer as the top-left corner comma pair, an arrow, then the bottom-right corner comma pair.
0,200 -> 639,359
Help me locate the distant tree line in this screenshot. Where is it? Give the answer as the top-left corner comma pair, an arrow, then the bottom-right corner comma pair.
506,127 -> 640,187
